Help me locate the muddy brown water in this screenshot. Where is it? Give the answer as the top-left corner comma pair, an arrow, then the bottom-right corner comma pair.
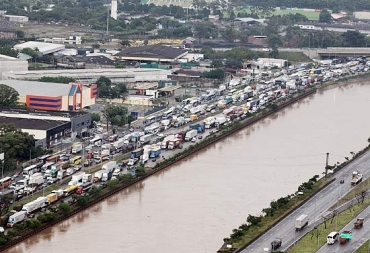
6,81 -> 370,253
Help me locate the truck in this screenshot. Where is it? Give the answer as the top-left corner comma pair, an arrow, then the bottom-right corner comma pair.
66,167 -> 76,176
50,163 -> 62,178
57,170 -> 67,180
69,172 -> 86,185
63,184 -> 79,196
204,117 -> 216,129
7,211 -> 27,228
189,122 -> 205,133
185,129 -> 197,141
28,173 -> 44,186
102,170 -> 113,182
71,142 -> 83,154
215,115 -> 227,127
131,148 -> 144,159
22,197 -> 46,214
93,170 -> 105,183
351,171 -> 363,185
46,193 -> 59,205
168,139 -> 181,150
82,173 -> 92,183
113,138 -> 125,151
76,182 -> 93,195
174,117 -> 185,128
339,231 -> 352,244
102,161 -> 117,173
139,134 -> 153,145
127,158 -> 139,167
51,189 -> 64,199
354,218 -> 364,229
149,146 -> 162,158
295,214 -> 309,231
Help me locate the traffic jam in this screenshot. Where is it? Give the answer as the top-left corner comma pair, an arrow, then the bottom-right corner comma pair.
2,56 -> 370,231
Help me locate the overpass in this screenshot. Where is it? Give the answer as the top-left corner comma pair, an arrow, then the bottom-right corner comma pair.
251,47 -> 370,60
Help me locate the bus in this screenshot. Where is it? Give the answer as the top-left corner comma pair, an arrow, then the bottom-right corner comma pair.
227,89 -> 238,96
22,165 -> 39,177
0,177 -> 12,189
46,155 -> 60,163
143,116 -> 156,126
162,108 -> 174,119
42,162 -> 55,172
38,154 -> 51,164
70,156 -> 82,166
90,137 -> 102,147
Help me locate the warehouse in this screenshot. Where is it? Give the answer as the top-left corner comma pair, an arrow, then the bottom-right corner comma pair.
0,80 -> 97,111
14,41 -> 65,56
0,108 -> 91,148
0,54 -> 28,80
114,44 -> 188,63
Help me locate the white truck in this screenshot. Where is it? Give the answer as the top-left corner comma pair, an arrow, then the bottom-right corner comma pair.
295,214 -> 309,231
51,189 -> 64,199
29,173 -> 44,186
71,142 -> 83,154
22,197 -> 48,214
101,161 -> 116,182
82,174 -> 92,183
66,167 -> 76,176
93,170 -> 105,183
185,129 -> 197,141
139,134 -> 153,145
215,115 -> 227,127
68,172 -> 86,186
57,170 -> 67,180
7,211 -> 27,228
113,139 -> 125,150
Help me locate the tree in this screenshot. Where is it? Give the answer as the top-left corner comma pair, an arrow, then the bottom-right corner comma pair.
319,9 -> 332,23
91,113 -> 101,122
38,76 -> 75,83
0,84 -> 19,107
90,186 -> 102,198
76,195 -> 90,207
58,202 -> 71,214
91,43 -> 100,49
107,179 -> 120,189
102,104 -> 130,127
342,30 -> 366,47
120,40 -> 131,48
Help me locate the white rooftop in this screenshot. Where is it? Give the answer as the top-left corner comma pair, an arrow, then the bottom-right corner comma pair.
14,41 -> 65,55
0,80 -> 83,97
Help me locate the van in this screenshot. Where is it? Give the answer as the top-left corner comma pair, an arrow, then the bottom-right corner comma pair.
327,231 -> 339,245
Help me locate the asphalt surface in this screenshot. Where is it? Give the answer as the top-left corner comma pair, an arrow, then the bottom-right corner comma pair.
240,150 -> 370,253
317,205 -> 370,253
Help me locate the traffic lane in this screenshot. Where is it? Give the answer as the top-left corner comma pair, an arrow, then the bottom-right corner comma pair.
317,205 -> 370,253
241,150 -> 370,253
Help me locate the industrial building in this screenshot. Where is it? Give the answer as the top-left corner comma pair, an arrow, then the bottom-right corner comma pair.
114,44 -> 188,63
0,108 -> 91,148
14,41 -> 65,56
0,80 -> 97,111
3,68 -> 172,85
0,54 -> 28,80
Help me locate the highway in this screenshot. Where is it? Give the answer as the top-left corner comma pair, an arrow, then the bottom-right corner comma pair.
240,150 -> 370,253
317,205 -> 370,253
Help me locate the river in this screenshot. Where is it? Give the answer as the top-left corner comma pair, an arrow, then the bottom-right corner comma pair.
5,80 -> 370,253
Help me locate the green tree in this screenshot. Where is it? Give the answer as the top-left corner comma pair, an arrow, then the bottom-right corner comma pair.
135,167 -> 146,177
90,186 -> 102,198
120,40 -> 131,48
91,43 -> 100,49
341,30 -> 366,47
58,202 -> 71,214
107,179 -> 120,189
102,104 -> 130,126
319,9 -> 332,23
0,84 -> 19,107
38,76 -> 75,83
91,113 -> 101,122
76,195 -> 90,207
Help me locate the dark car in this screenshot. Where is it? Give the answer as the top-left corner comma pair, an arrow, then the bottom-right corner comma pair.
99,182 -> 107,189
271,238 -> 282,250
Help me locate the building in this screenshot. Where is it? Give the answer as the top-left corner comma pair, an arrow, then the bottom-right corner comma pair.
0,54 -> 28,80
114,44 -> 188,63
3,15 -> 28,23
0,108 -> 91,148
231,18 -> 265,29
4,68 -> 172,86
0,28 -> 17,39
111,0 -> 118,20
14,41 -> 65,56
254,58 -> 288,69
40,35 -> 82,45
0,80 -> 97,111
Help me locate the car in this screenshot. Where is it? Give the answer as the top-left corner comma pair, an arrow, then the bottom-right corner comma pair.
198,135 -> 203,139
99,182 -> 107,189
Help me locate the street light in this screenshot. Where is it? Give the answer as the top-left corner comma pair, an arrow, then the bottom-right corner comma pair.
0,152 -> 4,194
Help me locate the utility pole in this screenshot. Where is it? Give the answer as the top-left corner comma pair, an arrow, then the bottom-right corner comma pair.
325,152 -> 329,177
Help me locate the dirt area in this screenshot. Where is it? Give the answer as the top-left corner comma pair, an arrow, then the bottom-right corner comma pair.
354,11 -> 370,20
16,23 -> 121,49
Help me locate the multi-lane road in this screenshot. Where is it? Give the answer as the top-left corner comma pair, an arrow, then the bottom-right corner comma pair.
240,150 -> 370,253
317,204 -> 370,253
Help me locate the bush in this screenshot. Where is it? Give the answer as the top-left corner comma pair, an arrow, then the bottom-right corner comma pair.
59,202 -> 71,214
107,179 -> 120,190
26,218 -> 41,229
